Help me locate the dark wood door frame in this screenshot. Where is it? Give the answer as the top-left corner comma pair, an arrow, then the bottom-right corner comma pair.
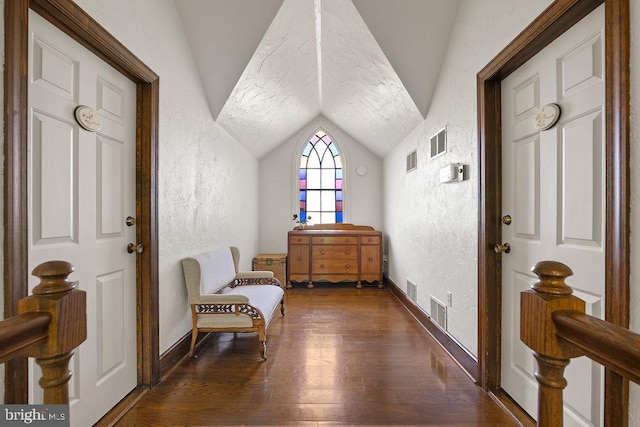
4,0 -> 160,402
477,0 -> 630,425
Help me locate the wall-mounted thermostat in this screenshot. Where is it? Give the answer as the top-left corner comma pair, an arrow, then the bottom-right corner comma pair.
439,163 -> 465,183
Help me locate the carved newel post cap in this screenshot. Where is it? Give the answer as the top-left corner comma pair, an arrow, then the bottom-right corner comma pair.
31,261 -> 76,295
531,261 -> 573,295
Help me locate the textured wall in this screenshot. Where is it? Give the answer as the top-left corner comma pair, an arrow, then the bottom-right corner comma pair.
383,0 -> 554,356
259,115 -> 382,254
73,0 -> 260,353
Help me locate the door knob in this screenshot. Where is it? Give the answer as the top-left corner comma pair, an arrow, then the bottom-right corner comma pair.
127,243 -> 144,254
502,215 -> 512,225
493,243 -> 511,254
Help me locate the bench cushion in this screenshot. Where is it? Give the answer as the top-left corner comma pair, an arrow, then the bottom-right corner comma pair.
190,247 -> 236,296
221,285 -> 284,325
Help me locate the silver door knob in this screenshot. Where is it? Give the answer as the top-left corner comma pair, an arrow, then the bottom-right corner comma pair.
493,243 -> 511,254
127,243 -> 144,254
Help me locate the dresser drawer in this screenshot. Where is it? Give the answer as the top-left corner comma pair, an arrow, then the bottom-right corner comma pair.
312,236 -> 357,245
360,235 -> 380,245
312,245 -> 357,260
289,235 -> 310,244
312,259 -> 357,273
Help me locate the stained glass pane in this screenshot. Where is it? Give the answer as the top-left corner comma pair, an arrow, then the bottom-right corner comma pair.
336,201 -> 343,211
321,170 -> 335,189
310,135 -> 320,144
307,149 -> 321,168
336,190 -> 343,201
320,212 -> 334,224
336,179 -> 342,190
328,143 -> 339,156
336,169 -> 343,179
302,143 -> 313,156
299,169 -> 307,179
300,179 -> 306,189
307,169 -> 321,189
321,190 -> 335,209
299,211 -> 307,222
336,212 -> 343,222
300,201 -> 306,210
335,156 -> 342,168
300,190 -> 306,201
321,152 -> 335,168
307,190 -> 320,211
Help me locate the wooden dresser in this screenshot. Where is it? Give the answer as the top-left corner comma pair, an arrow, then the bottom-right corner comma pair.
287,224 -> 382,288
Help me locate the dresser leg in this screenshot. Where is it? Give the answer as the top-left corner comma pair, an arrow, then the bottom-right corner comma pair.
356,281 -> 362,289
377,281 -> 384,289
307,281 -> 314,289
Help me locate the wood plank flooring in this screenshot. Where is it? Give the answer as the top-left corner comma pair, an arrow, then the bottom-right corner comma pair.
115,287 -> 519,426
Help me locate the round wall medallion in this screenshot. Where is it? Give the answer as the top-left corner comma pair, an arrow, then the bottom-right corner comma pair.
74,105 -> 102,132
356,165 -> 367,176
534,103 -> 561,131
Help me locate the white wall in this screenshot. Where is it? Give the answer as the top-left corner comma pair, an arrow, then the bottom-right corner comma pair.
383,0 -> 553,356
258,115 -> 383,254
628,0 -> 640,422
72,0 -> 260,353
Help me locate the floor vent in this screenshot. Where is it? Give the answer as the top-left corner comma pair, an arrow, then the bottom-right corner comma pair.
406,280 -> 417,302
430,296 -> 447,330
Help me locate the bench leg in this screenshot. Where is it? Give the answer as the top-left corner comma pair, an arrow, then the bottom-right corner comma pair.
280,299 -> 285,316
189,329 -> 197,357
259,340 -> 267,360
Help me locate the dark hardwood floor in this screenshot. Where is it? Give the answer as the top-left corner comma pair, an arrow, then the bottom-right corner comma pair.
115,286 -> 519,426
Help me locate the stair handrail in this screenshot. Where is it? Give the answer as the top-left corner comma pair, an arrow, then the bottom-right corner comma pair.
521,260 -> 640,426
0,261 -> 86,404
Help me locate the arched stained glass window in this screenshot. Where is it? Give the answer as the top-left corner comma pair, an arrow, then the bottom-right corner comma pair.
299,130 -> 343,224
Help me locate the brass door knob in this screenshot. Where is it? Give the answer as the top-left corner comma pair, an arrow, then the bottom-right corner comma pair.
493,243 -> 511,254
127,243 -> 144,254
502,215 -> 512,225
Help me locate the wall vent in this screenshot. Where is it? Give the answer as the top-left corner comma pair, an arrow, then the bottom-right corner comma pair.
406,150 -> 417,172
406,280 -> 417,302
430,296 -> 447,330
430,127 -> 447,159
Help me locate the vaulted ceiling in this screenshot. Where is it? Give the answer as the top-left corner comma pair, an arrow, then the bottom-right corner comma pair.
176,0 -> 461,158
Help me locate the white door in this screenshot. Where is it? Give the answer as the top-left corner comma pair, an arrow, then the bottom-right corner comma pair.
501,5 -> 605,427
27,10 -> 137,427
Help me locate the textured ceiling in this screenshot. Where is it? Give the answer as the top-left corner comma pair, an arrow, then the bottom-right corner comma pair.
176,0 -> 461,158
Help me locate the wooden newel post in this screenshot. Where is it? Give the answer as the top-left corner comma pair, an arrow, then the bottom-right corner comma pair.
18,261 -> 87,404
520,261 -> 585,427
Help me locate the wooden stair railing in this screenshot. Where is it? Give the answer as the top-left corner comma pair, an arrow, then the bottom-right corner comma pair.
521,260 -> 640,426
0,261 -> 86,404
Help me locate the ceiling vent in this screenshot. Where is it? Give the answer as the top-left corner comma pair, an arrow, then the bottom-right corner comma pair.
430,127 -> 447,159
406,150 -> 417,173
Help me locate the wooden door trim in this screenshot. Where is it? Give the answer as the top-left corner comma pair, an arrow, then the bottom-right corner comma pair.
3,0 -> 160,402
477,0 -> 630,425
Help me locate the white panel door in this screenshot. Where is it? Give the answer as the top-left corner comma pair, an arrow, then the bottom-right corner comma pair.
28,10 -> 137,427
501,5 -> 605,427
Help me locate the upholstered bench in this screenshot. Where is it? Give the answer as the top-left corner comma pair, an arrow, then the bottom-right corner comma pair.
181,246 -> 285,360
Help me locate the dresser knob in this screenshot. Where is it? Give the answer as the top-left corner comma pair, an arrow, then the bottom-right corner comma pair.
321,250 -> 325,254
297,257 -> 302,261
346,250 -> 350,254
368,257 -> 373,261
320,264 -> 325,269
346,239 -> 351,242
345,264 -> 350,269
321,239 -> 325,242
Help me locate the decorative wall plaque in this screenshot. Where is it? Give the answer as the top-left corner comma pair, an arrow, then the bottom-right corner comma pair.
534,103 -> 561,131
74,105 -> 102,132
